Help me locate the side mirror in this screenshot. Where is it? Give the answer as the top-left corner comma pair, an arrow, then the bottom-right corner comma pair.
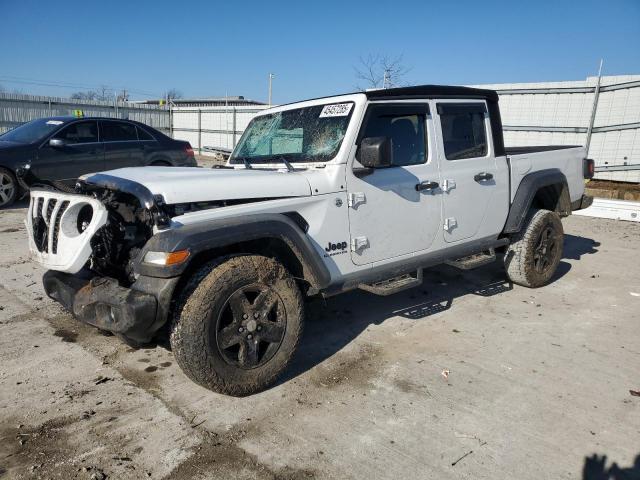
49,138 -> 66,148
358,136 -> 392,169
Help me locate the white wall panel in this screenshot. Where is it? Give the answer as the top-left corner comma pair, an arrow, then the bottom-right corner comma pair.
473,76 -> 640,183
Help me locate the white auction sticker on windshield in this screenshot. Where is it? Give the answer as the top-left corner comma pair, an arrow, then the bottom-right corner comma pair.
319,103 -> 353,118
46,120 -> 64,125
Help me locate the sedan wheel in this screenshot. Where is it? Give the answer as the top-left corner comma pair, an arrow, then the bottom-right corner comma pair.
0,169 -> 17,208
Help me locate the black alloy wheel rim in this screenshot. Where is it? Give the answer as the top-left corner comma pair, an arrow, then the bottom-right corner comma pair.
215,284 -> 286,369
533,223 -> 559,274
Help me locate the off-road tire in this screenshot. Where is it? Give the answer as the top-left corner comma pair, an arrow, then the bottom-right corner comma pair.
0,167 -> 18,208
504,209 -> 564,288
170,255 -> 304,396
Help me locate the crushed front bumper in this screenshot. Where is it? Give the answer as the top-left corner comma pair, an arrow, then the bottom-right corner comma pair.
43,270 -> 179,343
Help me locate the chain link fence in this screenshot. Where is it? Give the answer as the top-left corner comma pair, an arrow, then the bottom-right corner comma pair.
0,92 -> 170,135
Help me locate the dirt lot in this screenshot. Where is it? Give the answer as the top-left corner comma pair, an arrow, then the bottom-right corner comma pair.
0,202 -> 639,480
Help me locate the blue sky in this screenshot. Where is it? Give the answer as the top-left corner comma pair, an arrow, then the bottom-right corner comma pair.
1,0 -> 639,103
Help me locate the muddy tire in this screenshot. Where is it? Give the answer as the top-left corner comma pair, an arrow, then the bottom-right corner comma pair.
170,255 -> 304,396
504,209 -> 564,288
0,167 -> 18,208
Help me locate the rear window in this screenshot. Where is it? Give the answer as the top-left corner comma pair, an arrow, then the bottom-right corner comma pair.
137,126 -> 154,141
438,103 -> 488,160
101,122 -> 138,142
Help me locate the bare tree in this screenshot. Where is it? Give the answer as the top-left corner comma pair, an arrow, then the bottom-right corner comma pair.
165,88 -> 183,101
95,85 -> 112,101
354,54 -> 411,90
0,84 -> 5,93
71,91 -> 96,101
70,85 -> 113,102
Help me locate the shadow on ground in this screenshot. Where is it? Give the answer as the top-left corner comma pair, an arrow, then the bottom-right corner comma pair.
1,197 -> 29,211
583,454 -> 640,480
280,232 -> 599,385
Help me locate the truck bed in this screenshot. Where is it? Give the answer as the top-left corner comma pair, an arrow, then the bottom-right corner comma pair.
505,145 -> 581,155
506,145 -> 586,204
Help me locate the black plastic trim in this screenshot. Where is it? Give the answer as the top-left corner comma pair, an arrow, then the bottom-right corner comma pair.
135,213 -> 331,289
43,269 -> 179,343
78,173 -> 171,228
571,194 -> 594,211
503,169 -> 569,234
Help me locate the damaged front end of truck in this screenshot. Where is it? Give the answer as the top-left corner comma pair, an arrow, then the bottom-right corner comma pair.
25,171 -> 179,344
27,172 -> 168,283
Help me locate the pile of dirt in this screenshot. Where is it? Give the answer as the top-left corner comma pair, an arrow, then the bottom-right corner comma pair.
586,179 -> 640,201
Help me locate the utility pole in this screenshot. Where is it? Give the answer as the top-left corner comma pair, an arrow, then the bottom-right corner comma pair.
268,73 -> 275,106
585,58 -> 604,154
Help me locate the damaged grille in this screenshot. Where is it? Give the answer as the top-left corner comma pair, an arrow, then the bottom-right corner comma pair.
30,196 -> 70,254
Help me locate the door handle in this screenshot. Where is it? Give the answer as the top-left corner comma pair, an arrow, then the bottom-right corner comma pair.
415,181 -> 439,191
474,172 -> 493,182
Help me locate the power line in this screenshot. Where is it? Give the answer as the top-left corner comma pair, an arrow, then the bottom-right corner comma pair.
0,75 -> 163,98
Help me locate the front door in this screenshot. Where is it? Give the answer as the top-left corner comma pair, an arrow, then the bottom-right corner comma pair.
34,120 -> 104,181
435,101 -> 499,243
346,103 -> 442,265
101,120 -> 145,171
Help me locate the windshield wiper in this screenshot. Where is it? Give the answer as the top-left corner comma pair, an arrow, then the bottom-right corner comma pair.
231,157 -> 253,169
275,156 -> 296,172
231,155 -> 299,172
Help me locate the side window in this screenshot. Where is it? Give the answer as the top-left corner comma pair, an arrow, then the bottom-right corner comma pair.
437,103 -> 488,160
358,104 -> 428,166
53,121 -> 98,144
101,122 -> 138,142
136,126 -> 154,141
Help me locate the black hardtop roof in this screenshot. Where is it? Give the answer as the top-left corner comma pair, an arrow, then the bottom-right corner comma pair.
363,84 -> 499,102
272,84 -> 500,110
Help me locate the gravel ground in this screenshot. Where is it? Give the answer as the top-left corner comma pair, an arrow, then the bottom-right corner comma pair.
0,203 -> 639,480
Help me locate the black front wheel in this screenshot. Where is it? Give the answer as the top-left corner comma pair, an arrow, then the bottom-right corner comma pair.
170,255 -> 304,396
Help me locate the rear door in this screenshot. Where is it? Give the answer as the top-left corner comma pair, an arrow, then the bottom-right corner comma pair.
34,120 -> 104,180
435,101 -> 503,242
101,120 -> 145,170
346,102 -> 442,265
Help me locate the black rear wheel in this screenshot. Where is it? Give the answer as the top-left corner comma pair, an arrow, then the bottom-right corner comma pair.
504,209 -> 564,288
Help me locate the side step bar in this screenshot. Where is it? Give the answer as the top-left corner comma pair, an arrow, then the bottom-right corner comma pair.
445,248 -> 496,270
359,269 -> 423,296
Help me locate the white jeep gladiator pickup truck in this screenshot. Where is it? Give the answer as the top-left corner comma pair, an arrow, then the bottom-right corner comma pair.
25,85 -> 594,395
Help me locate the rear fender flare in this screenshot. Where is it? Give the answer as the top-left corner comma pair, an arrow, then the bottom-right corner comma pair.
503,169 -> 570,234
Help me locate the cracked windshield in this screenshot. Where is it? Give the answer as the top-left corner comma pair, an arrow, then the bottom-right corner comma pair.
230,102 -> 354,164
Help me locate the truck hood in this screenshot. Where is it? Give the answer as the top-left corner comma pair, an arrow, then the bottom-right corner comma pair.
81,166 -> 312,204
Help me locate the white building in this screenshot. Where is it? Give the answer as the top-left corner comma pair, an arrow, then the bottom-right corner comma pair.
472,75 -> 640,183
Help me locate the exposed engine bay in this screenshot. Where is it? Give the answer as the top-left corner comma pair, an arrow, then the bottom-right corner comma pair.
84,188 -> 154,284
21,167 -> 270,286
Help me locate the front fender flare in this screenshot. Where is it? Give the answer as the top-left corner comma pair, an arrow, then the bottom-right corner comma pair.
134,213 -> 331,289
